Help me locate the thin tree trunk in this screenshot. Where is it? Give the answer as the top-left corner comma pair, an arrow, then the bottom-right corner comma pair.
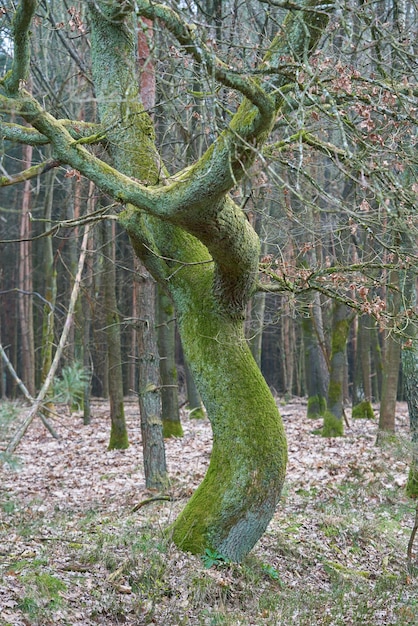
184,357 -> 204,418
18,142 -> 35,395
136,262 -> 168,490
82,182 -> 96,425
403,271 -> 418,498
323,302 -> 353,437
352,315 -> 374,419
157,287 -> 182,437
303,293 -> 329,418
379,267 -> 401,433
40,165 -> 57,413
102,219 -> 129,450
6,223 -> 92,455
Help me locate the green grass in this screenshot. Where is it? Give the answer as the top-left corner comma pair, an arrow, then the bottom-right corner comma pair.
0,482 -> 417,625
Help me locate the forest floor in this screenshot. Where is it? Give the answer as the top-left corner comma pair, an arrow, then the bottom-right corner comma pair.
0,397 -> 417,626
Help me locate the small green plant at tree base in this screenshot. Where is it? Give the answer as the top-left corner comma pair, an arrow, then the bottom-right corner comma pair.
53,362 -> 90,413
261,563 -> 282,583
189,406 -> 206,420
202,548 -> 231,569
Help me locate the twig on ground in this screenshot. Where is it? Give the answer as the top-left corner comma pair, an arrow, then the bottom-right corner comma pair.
407,500 -> 418,574
0,343 -> 60,440
132,495 -> 173,512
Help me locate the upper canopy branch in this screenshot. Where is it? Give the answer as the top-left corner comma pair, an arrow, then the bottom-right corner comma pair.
0,119 -> 104,146
132,0 -> 333,208
135,0 -> 275,120
3,0 -> 37,94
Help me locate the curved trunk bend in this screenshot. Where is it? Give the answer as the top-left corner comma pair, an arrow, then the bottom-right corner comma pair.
171,285 -> 287,562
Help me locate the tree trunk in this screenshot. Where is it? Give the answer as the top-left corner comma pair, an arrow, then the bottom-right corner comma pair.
379,267 -> 401,433
352,315 -> 374,419
157,287 -> 183,437
136,264 -> 168,490
184,357 -> 204,419
102,220 -> 129,450
303,293 -> 329,418
400,242 -> 418,497
9,0 -> 329,561
81,182 -> 96,425
323,302 -> 353,437
166,268 -> 287,561
40,165 -> 57,410
18,142 -> 35,395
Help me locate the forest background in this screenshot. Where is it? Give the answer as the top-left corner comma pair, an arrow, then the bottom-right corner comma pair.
0,0 -> 418,623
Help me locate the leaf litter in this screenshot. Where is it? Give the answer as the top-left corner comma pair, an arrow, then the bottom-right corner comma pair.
0,397 -> 417,625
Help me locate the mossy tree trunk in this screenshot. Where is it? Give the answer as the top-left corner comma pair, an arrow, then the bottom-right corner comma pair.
303,292 -> 329,418
157,288 -> 183,438
3,0 -> 331,561
102,220 -> 129,450
324,302 -> 354,437
379,266 -> 401,433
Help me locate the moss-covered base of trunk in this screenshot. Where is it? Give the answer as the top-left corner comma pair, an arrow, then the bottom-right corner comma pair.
307,395 -> 327,419
189,406 -> 206,420
406,464 -> 418,499
322,411 -> 344,437
108,432 -> 129,450
162,419 -> 184,438
352,400 -> 375,420
108,408 -> 130,450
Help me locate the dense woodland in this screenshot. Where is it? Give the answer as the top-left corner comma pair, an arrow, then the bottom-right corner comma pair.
1,0 -> 418,565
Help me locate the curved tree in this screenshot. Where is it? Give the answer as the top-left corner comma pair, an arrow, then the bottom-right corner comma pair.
0,0 -> 332,560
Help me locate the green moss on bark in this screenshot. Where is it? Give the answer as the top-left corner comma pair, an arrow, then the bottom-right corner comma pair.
189,407 -> 206,419
322,410 -> 344,438
352,400 -> 375,420
169,285 -> 287,562
162,419 -> 184,438
327,380 -> 342,410
307,395 -> 326,418
108,406 -> 130,450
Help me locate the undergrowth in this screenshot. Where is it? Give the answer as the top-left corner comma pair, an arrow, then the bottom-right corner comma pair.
0,482 -> 417,626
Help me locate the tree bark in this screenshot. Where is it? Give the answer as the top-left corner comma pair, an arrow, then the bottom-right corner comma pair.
379,266 -> 401,433
18,142 -> 35,395
157,287 -> 183,438
136,263 -> 168,490
102,220 -> 129,449
303,293 -> 329,418
324,302 -> 353,437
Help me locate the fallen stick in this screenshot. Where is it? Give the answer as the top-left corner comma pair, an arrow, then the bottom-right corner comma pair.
0,343 -> 60,440
132,495 -> 173,512
4,222 -> 91,456
407,500 -> 418,574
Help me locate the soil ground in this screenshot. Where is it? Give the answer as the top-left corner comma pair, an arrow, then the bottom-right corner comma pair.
0,398 -> 417,625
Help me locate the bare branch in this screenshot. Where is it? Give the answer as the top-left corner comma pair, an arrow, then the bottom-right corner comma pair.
3,0 -> 37,94
0,158 -> 60,187
0,120 -> 103,146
